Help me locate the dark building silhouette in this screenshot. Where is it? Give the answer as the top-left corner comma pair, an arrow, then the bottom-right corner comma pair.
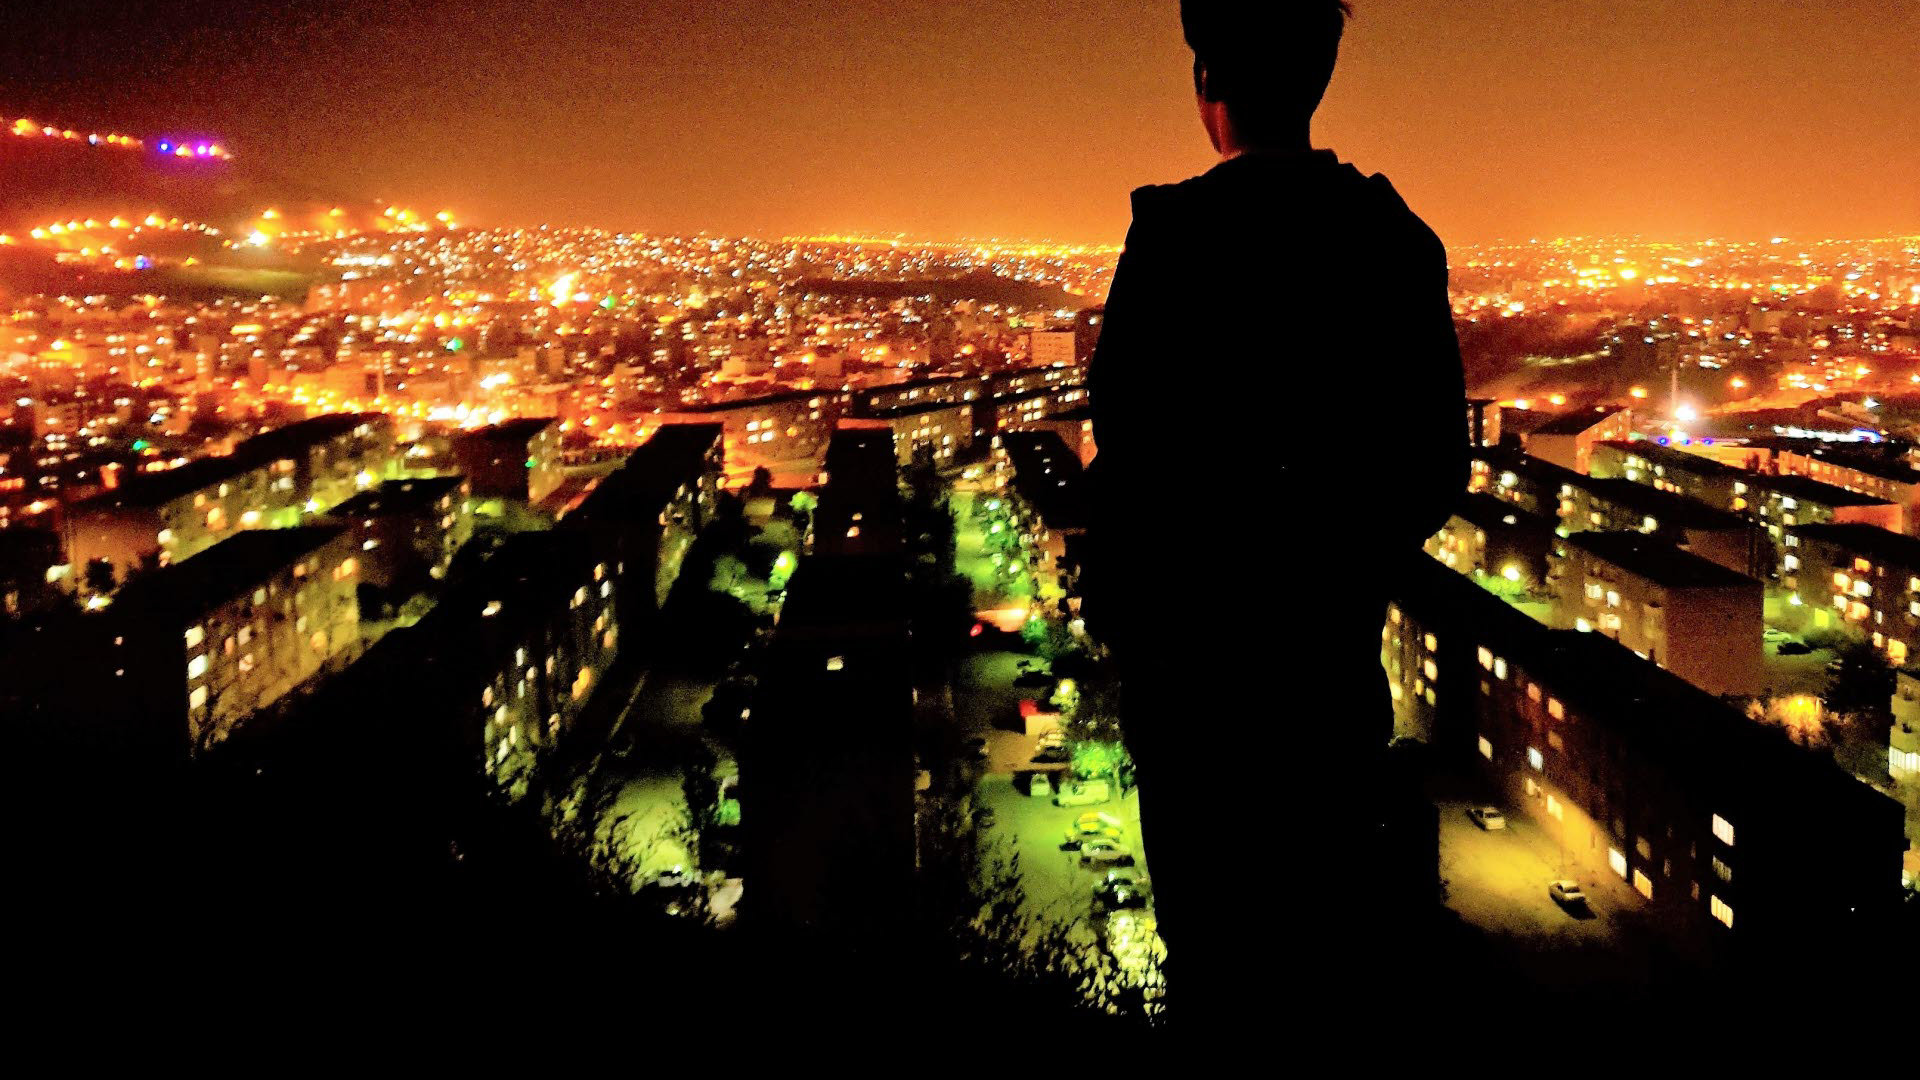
743,431 -> 916,940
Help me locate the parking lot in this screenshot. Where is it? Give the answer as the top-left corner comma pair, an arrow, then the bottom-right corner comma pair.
1437,797 -> 1670,986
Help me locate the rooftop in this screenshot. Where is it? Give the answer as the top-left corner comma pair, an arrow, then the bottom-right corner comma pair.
1560,530 -> 1760,590
1450,491 -> 1556,533
1579,478 -> 1749,530
1789,523 -> 1920,567
329,475 -> 466,518
81,414 -> 389,511
1597,439 -> 1743,477
1530,405 -> 1626,437
110,526 -> 345,622
452,417 -> 557,444
1750,472 -> 1895,508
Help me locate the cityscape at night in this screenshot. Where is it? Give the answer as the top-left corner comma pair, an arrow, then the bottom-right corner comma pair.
3,0 -> 1917,1035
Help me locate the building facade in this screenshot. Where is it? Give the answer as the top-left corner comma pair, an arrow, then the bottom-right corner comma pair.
104,526 -> 360,754
1547,531 -> 1765,696
66,413 -> 397,586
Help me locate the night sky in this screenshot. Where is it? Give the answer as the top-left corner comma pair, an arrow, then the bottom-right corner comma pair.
3,0 -> 1915,244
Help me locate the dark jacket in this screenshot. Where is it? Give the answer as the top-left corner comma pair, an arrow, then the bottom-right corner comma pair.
1084,150 -> 1466,661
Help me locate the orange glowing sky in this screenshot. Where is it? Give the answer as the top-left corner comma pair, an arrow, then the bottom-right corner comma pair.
3,0 -> 1915,245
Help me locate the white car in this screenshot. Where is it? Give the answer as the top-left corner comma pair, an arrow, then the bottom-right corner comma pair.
1053,781 -> 1110,808
1078,838 -> 1135,868
1468,806 -> 1506,830
1548,879 -> 1588,908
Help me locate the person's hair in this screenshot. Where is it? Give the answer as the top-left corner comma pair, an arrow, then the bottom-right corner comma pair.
1181,1 -> 1352,144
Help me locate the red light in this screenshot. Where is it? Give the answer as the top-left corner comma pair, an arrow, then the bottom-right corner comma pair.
970,622 -> 984,638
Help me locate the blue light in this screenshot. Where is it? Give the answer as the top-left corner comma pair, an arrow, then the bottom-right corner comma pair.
1657,437 -> 1670,446
157,141 -> 171,153
134,256 -> 152,270
1702,438 -> 1715,446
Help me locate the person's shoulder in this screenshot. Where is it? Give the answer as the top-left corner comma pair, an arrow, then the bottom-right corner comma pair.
1353,167 -> 1447,258
1127,175 -> 1206,220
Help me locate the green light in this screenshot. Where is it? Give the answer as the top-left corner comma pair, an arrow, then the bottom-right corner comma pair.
525,457 -> 536,468
447,337 -> 465,352
600,295 -> 616,310
131,439 -> 150,451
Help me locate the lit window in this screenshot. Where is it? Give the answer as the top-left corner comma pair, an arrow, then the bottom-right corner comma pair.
1546,795 -> 1564,820
1424,633 -> 1437,652
1608,847 -> 1628,879
1526,683 -> 1541,703
1423,659 -> 1438,681
1711,855 -> 1732,882
826,655 -> 846,672
1633,869 -> 1654,900
1477,647 -> 1493,670
184,626 -> 204,649
1712,814 -> 1735,846
572,587 -> 587,608
1493,657 -> 1508,680
238,653 -> 255,675
1478,736 -> 1492,760
1547,698 -> 1564,720
1527,746 -> 1544,771
189,686 -> 208,710
1709,895 -> 1734,929
187,654 -> 208,680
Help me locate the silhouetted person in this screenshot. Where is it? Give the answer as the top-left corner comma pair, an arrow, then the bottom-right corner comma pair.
1085,2 -> 1465,1024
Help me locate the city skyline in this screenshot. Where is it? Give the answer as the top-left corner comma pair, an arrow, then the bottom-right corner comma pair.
3,1 -> 1916,245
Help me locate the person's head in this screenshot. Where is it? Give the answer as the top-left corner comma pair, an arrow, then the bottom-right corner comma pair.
1181,1 -> 1352,155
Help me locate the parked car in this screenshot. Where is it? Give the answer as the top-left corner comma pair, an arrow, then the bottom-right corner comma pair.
1078,838 -> 1135,868
1468,806 -> 1507,830
1031,744 -> 1071,765
1763,627 -> 1791,643
1777,641 -> 1813,655
1013,670 -> 1055,689
1053,780 -> 1110,807
1027,773 -> 1054,799
1548,879 -> 1588,909
1093,874 -> 1151,909
1064,818 -> 1124,846
1076,811 -> 1123,830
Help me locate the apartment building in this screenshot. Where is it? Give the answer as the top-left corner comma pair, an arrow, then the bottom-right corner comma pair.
1390,554 -> 1906,953
1548,531 -> 1764,696
1781,523 -> 1920,665
324,475 -> 473,593
66,413 -> 397,584
104,526 -> 360,754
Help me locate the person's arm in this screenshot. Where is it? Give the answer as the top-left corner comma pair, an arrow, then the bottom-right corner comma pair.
1088,208 -> 1165,485
1398,231 -> 1469,544
1084,193 -> 1172,644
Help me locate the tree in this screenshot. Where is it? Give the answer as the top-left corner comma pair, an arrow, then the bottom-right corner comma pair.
83,558 -> 116,595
